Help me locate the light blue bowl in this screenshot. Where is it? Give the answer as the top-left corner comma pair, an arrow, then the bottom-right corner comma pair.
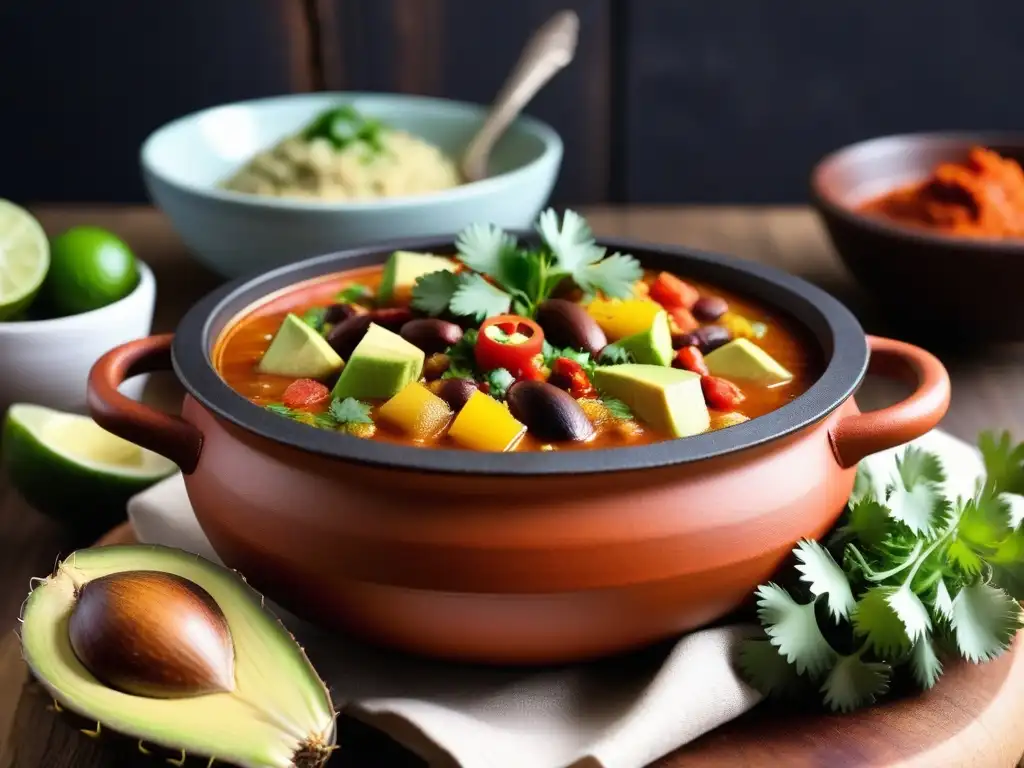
140,92 -> 563,279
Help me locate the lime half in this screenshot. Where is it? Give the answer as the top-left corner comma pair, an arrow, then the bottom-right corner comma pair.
0,200 -> 49,321
2,404 -> 176,538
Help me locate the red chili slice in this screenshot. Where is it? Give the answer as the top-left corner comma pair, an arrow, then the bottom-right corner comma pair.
674,346 -> 709,376
282,379 -> 331,410
475,314 -> 545,375
701,375 -> 745,411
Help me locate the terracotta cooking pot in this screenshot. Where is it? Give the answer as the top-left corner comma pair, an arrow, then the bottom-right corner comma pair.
87,237 -> 950,664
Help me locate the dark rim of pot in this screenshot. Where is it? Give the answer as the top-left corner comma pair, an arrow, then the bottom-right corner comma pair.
173,234 -> 868,476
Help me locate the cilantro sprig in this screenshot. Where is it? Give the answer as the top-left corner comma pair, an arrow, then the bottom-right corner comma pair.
265,397 -> 372,430
739,433 -> 1024,712
411,209 -> 642,322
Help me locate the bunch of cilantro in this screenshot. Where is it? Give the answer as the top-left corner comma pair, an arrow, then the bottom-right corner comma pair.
740,432 -> 1024,712
411,209 -> 642,321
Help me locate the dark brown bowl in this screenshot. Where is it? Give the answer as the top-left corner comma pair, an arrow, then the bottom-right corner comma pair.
810,132 -> 1024,345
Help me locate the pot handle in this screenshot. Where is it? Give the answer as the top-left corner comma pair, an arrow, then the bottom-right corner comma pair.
829,335 -> 951,469
87,334 -> 203,474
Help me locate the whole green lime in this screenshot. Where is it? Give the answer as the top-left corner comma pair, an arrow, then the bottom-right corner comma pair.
43,226 -> 139,316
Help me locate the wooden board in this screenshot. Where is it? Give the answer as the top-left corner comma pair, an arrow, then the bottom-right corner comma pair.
4,522 -> 1023,768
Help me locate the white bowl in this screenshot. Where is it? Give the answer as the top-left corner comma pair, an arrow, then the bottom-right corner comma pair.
0,261 -> 156,416
139,92 -> 563,279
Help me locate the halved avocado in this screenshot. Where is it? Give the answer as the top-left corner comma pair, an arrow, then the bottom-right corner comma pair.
20,545 -> 336,768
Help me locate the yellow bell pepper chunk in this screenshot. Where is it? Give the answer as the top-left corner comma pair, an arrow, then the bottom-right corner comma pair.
720,312 -> 755,340
586,298 -> 664,341
378,382 -> 452,441
447,390 -> 526,452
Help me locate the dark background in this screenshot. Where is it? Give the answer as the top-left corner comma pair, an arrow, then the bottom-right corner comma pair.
4,0 -> 1022,206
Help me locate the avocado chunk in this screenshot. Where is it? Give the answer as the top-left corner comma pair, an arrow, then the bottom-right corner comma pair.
257,313 -> 343,379
331,322 -> 425,400
704,338 -> 793,385
378,250 -> 456,306
20,545 -> 335,768
615,309 -> 673,366
594,364 -> 710,438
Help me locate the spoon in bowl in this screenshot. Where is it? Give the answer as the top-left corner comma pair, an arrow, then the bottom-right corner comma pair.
459,10 -> 579,184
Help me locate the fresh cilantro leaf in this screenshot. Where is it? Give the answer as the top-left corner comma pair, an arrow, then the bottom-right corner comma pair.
980,430 -> 1024,495
853,587 -> 912,657
754,583 -> 835,676
336,284 -> 373,304
442,329 -> 478,380
820,652 -> 891,713
910,636 -> 943,689
598,343 -> 633,365
329,397 -> 373,425
449,273 -> 512,321
500,249 -> 544,309
301,307 -> 328,333
264,403 -> 336,429
886,583 -> 932,642
947,538 -> 985,577
536,209 -> 603,273
895,445 -> 947,487
601,397 -> 633,421
265,403 -> 296,417
840,498 -> 892,549
536,208 -> 641,300
572,251 -> 643,299
851,462 -> 876,505
485,368 -> 515,400
738,638 -> 803,698
990,527 -> 1024,600
885,447 -> 951,536
793,539 -> 856,621
933,577 -> 955,621
950,582 -> 1023,662
411,270 -> 463,316
957,490 -> 1012,551
456,223 -> 518,282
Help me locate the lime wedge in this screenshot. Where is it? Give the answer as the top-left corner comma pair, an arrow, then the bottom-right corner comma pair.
0,200 -> 49,321
1,404 -> 176,539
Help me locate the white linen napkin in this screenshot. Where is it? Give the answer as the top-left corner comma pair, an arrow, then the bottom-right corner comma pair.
126,429 -> 983,768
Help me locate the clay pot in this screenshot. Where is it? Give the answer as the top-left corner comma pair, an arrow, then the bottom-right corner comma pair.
87,237 -> 950,664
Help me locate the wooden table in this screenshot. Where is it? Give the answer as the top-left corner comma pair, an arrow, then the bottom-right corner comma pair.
3,206 -> 1024,768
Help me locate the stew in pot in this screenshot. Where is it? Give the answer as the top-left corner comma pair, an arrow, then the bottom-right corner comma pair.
214,211 -> 822,452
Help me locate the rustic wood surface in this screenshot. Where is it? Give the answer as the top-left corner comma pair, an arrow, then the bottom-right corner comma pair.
3,205 -> 1024,768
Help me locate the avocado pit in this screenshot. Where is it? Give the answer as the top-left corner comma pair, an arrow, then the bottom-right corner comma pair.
69,570 -> 235,698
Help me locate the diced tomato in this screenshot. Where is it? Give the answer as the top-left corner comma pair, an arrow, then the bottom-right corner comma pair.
674,346 -> 709,376
282,379 -> 331,410
550,357 -> 596,398
515,357 -> 548,383
701,375 -> 745,411
650,272 -> 700,310
668,306 -> 699,334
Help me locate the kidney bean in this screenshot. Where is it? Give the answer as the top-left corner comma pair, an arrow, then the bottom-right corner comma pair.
673,324 -> 731,353
369,307 -> 413,331
400,318 -> 463,355
535,299 -> 607,356
323,303 -> 360,325
326,314 -> 372,360
692,296 -> 729,322
437,378 -> 478,412
506,381 -> 595,442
